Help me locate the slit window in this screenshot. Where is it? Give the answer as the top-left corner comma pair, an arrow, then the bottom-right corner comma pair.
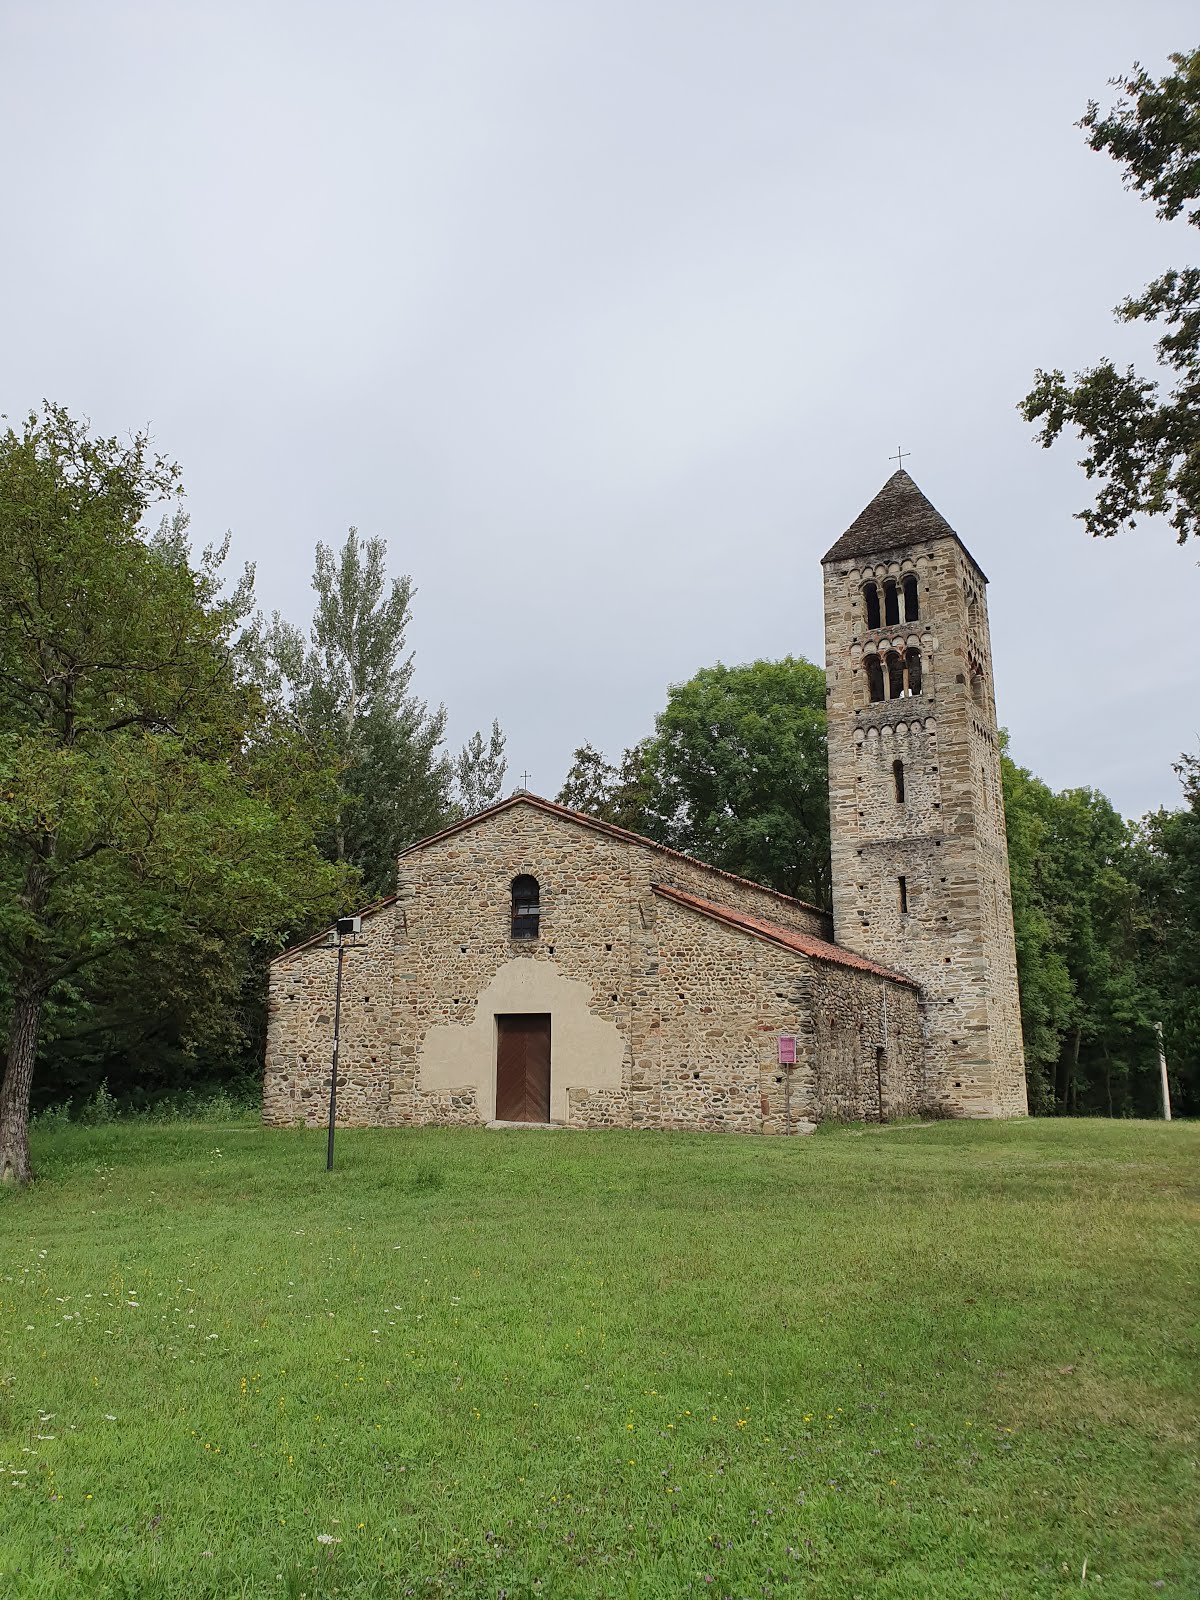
863,580 -> 881,630
866,654 -> 885,702
511,874 -> 540,940
883,579 -> 900,627
893,759 -> 906,803
903,574 -> 919,621
898,875 -> 908,915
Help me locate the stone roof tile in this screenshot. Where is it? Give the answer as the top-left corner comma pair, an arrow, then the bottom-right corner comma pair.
822,469 -> 985,577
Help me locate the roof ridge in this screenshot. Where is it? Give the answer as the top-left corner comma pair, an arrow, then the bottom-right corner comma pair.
398,792 -> 829,915
652,882 -> 918,986
822,470 -> 986,578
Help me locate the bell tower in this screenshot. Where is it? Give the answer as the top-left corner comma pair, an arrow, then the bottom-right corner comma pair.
821,471 -> 1027,1117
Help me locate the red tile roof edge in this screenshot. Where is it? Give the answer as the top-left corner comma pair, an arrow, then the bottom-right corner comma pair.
397,791 -> 829,917
269,893 -> 399,965
651,883 -> 919,987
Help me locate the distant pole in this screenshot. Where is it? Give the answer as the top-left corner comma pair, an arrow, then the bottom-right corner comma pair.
327,935 -> 346,1170
1154,1021 -> 1172,1122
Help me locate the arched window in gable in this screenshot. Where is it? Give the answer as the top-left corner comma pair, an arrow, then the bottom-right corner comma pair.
511,875 -> 540,940
863,581 -> 881,630
902,574 -> 919,621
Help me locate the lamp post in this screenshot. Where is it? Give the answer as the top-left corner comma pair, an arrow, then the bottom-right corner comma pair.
327,915 -> 361,1171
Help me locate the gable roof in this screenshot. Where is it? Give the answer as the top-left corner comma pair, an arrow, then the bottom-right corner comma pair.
399,791 -> 829,917
269,792 -> 830,966
821,469 -> 987,579
652,883 -> 918,986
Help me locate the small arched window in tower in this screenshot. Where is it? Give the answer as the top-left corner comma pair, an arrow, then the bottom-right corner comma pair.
887,650 -> 905,700
893,759 -> 906,803
511,874 -> 540,940
883,578 -> 900,627
907,646 -> 923,695
902,573 -> 919,621
865,654 -> 885,703
863,580 -> 881,630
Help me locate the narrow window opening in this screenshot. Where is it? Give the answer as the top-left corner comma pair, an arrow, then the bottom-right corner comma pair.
511,874 -> 540,940
902,573 -> 919,622
893,759 -> 905,803
886,650 -> 905,700
883,578 -> 900,626
907,646 -> 923,695
898,875 -> 908,915
865,654 -> 885,703
863,581 -> 881,630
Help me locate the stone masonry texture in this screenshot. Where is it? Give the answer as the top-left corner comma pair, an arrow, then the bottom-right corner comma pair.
821,472 -> 1028,1117
264,470 -> 1028,1131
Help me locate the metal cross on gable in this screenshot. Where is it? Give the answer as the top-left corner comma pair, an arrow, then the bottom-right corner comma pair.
889,446 -> 911,469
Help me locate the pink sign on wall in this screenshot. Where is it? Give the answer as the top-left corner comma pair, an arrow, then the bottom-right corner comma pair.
778,1035 -> 797,1066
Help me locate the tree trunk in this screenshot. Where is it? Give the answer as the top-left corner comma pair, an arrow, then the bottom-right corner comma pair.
0,987 -> 43,1186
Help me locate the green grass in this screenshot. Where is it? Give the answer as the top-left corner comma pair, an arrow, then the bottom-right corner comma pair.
1,1118 -> 1196,1599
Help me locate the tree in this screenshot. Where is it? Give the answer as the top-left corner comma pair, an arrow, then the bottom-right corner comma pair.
1021,48 -> 1200,542
0,406 -> 348,1184
453,720 -> 508,817
564,660 -> 830,904
556,739 -> 657,832
1002,744 -> 1159,1115
264,530 -> 457,895
1129,754 -> 1200,1116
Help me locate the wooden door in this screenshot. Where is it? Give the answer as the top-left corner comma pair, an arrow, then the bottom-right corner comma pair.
495,1014 -> 552,1123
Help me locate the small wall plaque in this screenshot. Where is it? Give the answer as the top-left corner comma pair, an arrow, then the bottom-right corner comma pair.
778,1035 -> 797,1066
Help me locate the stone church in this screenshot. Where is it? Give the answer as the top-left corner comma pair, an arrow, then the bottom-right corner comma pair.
263,472 -> 1028,1132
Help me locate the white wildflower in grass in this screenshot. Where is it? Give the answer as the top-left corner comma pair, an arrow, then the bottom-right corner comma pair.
316,1533 -> 341,1545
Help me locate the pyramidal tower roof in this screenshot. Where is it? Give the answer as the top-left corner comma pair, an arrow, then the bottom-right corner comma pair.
822,469 -> 982,575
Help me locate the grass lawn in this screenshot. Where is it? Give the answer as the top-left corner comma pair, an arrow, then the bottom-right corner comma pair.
0,1117 -> 1196,1599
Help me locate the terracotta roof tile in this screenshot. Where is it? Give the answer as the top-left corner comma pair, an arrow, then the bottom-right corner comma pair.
652,883 -> 918,986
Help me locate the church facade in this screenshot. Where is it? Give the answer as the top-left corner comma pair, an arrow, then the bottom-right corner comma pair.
263,472 -> 1028,1131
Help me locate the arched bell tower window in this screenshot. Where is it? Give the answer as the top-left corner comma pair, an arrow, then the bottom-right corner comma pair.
902,574 -> 919,621
907,647 -> 923,695
511,875 -> 540,940
865,654 -> 885,703
883,578 -> 900,627
886,650 -> 905,700
863,581 -> 881,631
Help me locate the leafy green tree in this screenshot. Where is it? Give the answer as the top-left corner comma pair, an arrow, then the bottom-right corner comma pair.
0,406 -> 347,1184
570,659 -> 830,904
1129,754 -> 1200,1115
264,530 -> 457,895
454,719 -> 508,817
1002,745 -> 1158,1115
1021,48 -> 1200,542
556,740 -> 657,832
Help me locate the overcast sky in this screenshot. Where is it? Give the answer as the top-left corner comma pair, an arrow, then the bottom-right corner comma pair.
3,1 -> 1196,819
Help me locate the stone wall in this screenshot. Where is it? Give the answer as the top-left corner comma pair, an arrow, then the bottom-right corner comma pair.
822,530 -> 1028,1117
262,798 -> 922,1132
263,902 -> 397,1127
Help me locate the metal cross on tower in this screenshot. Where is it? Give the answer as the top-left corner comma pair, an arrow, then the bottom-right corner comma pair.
889,446 -> 911,469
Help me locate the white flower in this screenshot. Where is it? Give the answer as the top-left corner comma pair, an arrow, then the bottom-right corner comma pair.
316,1532 -> 341,1545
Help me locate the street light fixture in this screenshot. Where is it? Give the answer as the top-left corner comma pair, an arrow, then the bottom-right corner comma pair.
326,915 -> 362,1172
